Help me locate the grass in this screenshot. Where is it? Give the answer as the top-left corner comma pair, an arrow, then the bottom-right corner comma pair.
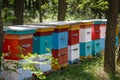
45,56 -> 120,80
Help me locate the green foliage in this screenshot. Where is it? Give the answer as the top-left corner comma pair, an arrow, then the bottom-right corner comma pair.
2,0 -> 109,24
90,0 -> 108,12
2,7 -> 15,24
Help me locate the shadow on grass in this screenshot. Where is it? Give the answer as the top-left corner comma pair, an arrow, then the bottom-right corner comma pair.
108,71 -> 120,80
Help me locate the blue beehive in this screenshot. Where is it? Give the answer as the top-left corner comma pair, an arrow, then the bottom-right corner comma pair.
33,35 -> 52,54
100,38 -> 105,50
52,31 -> 68,49
6,26 -> 36,35
92,39 -> 101,56
116,36 -> 119,46
80,41 -> 92,57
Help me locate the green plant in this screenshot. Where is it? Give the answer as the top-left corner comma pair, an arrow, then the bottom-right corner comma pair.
1,46 -> 56,80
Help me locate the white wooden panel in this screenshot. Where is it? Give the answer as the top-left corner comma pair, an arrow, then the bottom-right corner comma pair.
68,44 -> 80,61
80,28 -> 92,42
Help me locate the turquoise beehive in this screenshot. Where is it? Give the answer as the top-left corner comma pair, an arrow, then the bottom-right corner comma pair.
33,35 -> 52,54
92,39 -> 101,56
80,41 -> 92,57
25,25 -> 54,54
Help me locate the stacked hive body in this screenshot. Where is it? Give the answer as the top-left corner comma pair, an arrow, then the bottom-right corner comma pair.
40,22 -> 69,69
80,20 -> 92,59
100,19 -> 107,50
3,26 -> 36,80
91,20 -> 101,56
66,21 -> 80,64
27,25 -> 54,72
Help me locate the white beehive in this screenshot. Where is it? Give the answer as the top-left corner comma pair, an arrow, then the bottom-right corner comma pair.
68,44 -> 80,62
80,28 -> 92,42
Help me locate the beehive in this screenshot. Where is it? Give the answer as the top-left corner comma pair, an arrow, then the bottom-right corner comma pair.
68,44 -> 80,63
62,21 -> 80,63
92,24 -> 100,40
80,20 -> 92,42
68,30 -> 79,45
26,25 -> 54,54
3,26 -> 36,60
39,22 -> 69,67
92,39 -> 101,56
79,20 -> 92,58
80,41 -> 92,57
66,21 -> 80,45
39,21 -> 69,50
52,47 -> 68,65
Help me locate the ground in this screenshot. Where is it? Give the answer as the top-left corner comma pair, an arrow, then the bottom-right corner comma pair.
45,56 -> 120,80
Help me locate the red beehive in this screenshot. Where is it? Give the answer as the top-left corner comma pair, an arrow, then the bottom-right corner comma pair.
3,34 -> 33,60
68,30 -> 79,45
52,48 -> 68,65
92,24 -> 100,40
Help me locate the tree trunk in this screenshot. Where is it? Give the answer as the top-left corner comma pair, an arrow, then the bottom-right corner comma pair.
28,0 -> 32,9
37,0 -> 42,22
0,0 -> 3,75
12,0 -> 24,25
119,1 -> 120,13
104,0 -> 119,74
2,0 -> 8,8
58,0 -> 67,21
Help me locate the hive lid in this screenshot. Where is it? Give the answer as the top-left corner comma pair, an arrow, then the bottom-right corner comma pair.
91,19 -> 103,24
27,24 -> 55,29
8,26 -> 36,31
80,20 -> 93,25
39,21 -> 70,29
28,25 -> 55,32
6,26 -> 36,35
39,21 -> 70,26
63,21 -> 81,25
